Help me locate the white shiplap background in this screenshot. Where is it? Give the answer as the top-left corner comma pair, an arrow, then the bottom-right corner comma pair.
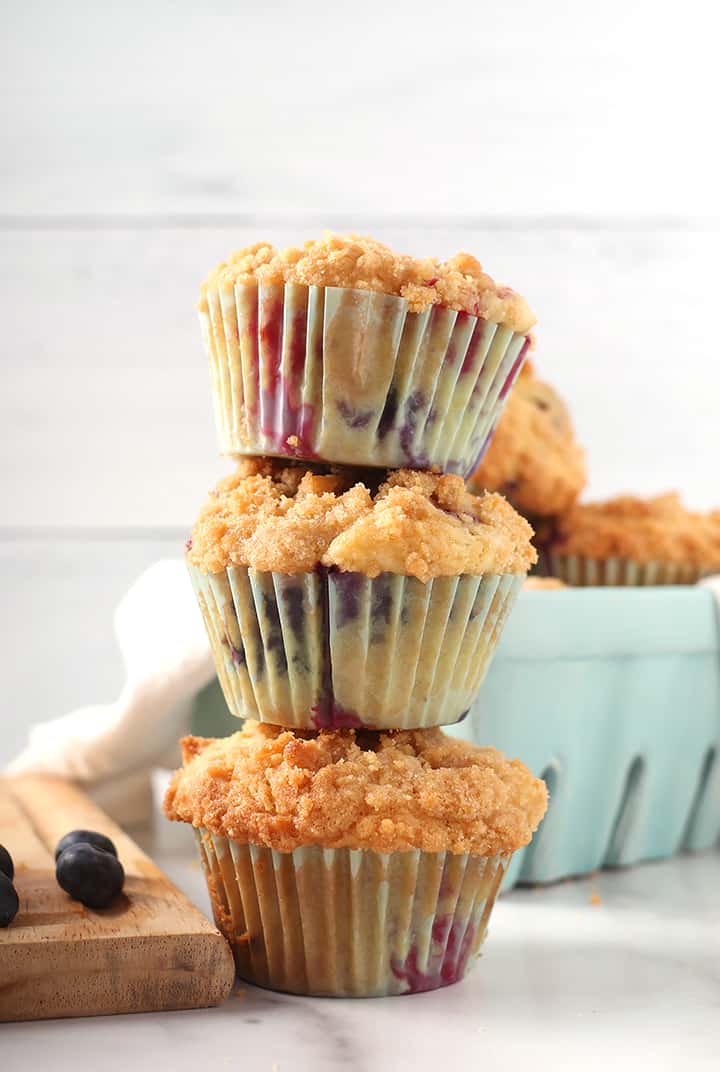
2,0 -> 719,764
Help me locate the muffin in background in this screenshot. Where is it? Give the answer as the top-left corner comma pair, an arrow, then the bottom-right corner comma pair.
164,723 -> 548,997
186,459 -> 536,730
522,576 -> 567,590
545,493 -> 720,586
469,362 -> 586,518
199,234 -> 535,475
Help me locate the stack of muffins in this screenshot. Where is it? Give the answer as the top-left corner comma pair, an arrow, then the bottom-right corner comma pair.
165,235 -> 548,997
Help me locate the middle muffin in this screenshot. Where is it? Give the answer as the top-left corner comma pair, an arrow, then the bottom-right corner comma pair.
186,459 -> 536,731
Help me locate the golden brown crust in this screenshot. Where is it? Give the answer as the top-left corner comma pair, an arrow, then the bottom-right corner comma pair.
164,723 -> 548,856
470,371 -> 586,517
549,494 -> 720,568
187,460 -> 537,580
200,234 -> 535,334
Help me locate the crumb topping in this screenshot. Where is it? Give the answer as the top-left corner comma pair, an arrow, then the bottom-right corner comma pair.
200,234 -> 535,334
187,460 -> 537,580
164,723 -> 548,856
550,494 -> 720,567
470,370 -> 586,517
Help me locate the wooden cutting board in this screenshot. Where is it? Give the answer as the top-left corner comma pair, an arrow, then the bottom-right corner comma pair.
0,775 -> 234,1022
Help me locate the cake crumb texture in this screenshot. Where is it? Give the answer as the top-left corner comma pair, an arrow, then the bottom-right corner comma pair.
187,459 -> 537,580
200,234 -> 535,334
550,494 -> 720,567
471,365 -> 586,517
164,723 -> 548,856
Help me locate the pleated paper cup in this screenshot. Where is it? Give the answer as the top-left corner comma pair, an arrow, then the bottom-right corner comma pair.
200,282 -> 530,476
188,564 -> 327,723
547,553 -> 704,587
196,830 -> 510,997
188,561 -> 523,730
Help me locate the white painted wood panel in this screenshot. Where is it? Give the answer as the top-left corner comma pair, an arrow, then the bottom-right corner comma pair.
2,1 -> 719,218
0,538 -> 179,765
1,222 -> 718,530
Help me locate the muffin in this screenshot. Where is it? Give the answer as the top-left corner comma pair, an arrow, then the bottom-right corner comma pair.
186,459 -> 536,730
164,723 -> 548,997
469,363 -> 586,517
545,493 -> 720,585
199,234 -> 535,475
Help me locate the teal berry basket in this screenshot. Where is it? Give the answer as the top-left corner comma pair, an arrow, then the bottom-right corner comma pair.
191,585 -> 720,891
446,586 -> 720,889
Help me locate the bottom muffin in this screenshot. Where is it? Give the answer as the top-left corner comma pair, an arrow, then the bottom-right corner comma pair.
164,722 -> 548,997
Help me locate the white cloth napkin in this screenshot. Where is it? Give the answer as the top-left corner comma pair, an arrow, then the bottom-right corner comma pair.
5,560 -> 215,826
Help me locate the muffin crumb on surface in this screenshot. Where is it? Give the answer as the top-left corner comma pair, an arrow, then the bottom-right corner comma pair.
200,233 -> 535,334
187,459 -> 537,580
164,723 -> 548,856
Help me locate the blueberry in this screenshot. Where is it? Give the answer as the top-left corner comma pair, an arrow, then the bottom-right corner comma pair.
399,390 -> 427,461
0,843 -> 14,881
262,594 -> 288,675
370,575 -> 393,644
56,843 -> 125,909
280,582 -> 306,640
377,387 -> 398,440
335,400 -> 373,429
0,872 -> 19,927
222,635 -> 246,667
55,829 -> 118,862
332,571 -> 365,627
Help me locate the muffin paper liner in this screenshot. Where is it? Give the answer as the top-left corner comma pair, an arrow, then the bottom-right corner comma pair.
200,283 -> 530,476
547,553 -> 704,587
196,831 -> 509,997
188,562 -> 522,729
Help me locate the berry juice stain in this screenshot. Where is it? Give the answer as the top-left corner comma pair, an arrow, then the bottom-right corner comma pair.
390,916 -> 479,993
310,702 -> 364,730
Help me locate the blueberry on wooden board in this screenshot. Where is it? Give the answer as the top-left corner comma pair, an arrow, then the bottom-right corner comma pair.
0,872 -> 19,927
54,829 -> 118,861
56,843 -> 125,909
0,843 -> 14,881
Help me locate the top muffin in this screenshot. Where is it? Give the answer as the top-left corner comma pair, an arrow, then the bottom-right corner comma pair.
187,459 -> 537,581
199,234 -> 534,473
470,363 -> 586,517
201,234 -> 535,333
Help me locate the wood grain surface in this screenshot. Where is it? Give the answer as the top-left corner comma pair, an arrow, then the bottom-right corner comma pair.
0,776 -> 234,1022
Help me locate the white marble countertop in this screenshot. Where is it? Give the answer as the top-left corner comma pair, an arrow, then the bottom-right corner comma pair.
5,843 -> 720,1071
